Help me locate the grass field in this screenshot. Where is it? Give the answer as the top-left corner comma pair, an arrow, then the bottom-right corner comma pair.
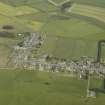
71,4 -> 105,23
1,1 -> 105,104
37,16 -> 105,59
15,6 -> 38,16
0,15 -> 34,33
41,18 -> 105,38
0,2 -> 38,16
0,38 -> 20,67
0,1 -> 44,66
0,1 -> 42,32
1,0 -> 105,62
1,0 -> 105,9
0,70 -> 104,105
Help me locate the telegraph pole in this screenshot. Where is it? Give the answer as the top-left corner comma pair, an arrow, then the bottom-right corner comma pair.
86,71 -> 91,97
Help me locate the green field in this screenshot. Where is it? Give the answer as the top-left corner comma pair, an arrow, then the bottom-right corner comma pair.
71,4 -> 105,23
0,1 -> 44,67
37,17 -> 105,59
1,0 -> 105,9
0,70 -> 104,105
0,1 -> 43,32
1,0 -> 105,64
1,1 -> 105,104
0,37 -> 20,67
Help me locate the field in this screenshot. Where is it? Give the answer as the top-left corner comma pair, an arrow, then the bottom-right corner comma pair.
0,1 -> 44,66
0,69 -> 104,105
0,0 -> 105,63
36,1 -> 105,60
37,17 -> 105,59
0,37 -> 20,67
1,0 -> 105,104
71,4 -> 105,23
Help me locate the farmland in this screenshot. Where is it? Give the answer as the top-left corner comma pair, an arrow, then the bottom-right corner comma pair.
0,0 -> 105,105
0,2 -> 38,16
38,17 -> 105,59
0,0 -> 105,63
0,69 -> 104,105
0,1 -> 44,66
71,4 -> 105,23
0,0 -> 105,64
0,38 -> 19,67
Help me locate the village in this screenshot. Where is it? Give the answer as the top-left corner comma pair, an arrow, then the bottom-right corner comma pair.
10,32 -> 105,79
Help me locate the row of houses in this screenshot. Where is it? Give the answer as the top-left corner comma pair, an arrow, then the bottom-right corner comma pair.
11,32 -> 105,77
24,55 -> 105,76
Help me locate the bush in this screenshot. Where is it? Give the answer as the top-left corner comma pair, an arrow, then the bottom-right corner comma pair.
2,25 -> 14,30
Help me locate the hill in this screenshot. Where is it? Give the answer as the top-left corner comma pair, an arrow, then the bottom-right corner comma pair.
0,0 -> 105,63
